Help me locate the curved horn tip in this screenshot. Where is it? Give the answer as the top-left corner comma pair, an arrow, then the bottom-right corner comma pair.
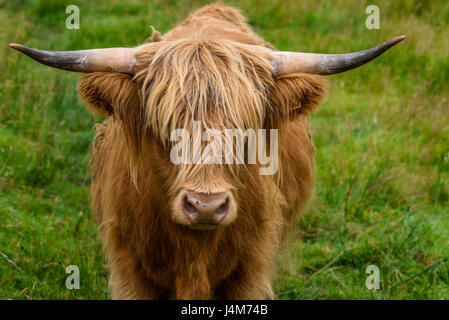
9,43 -> 33,55
390,35 -> 406,45
9,43 -> 25,51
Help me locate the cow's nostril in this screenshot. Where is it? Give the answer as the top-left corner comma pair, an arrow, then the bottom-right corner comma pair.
183,196 -> 198,215
215,201 -> 229,216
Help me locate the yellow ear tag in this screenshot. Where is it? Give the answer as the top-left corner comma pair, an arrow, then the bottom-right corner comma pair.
292,102 -> 302,112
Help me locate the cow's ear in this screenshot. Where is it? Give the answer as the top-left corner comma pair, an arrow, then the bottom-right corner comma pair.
78,72 -> 144,165
269,73 -> 326,117
78,72 -> 140,116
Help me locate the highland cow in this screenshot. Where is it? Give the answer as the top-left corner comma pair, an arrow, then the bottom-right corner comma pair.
10,3 -> 404,299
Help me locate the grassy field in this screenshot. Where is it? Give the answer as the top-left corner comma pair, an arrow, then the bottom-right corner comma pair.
0,0 -> 448,299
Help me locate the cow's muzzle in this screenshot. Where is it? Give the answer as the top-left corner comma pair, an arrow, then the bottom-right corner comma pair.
173,189 -> 236,229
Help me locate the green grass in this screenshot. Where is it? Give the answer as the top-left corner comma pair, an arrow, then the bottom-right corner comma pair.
1,0 -> 448,299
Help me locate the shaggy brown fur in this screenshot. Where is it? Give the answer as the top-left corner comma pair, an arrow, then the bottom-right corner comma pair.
79,2 -> 325,299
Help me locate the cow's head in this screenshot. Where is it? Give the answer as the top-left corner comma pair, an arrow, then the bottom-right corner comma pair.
9,35 -> 404,230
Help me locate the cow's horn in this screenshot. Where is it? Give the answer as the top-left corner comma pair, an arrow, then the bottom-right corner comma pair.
272,35 -> 405,76
8,43 -> 136,74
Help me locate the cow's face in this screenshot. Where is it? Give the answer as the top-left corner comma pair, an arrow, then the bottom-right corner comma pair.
78,39 -> 325,229
136,40 -> 279,229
